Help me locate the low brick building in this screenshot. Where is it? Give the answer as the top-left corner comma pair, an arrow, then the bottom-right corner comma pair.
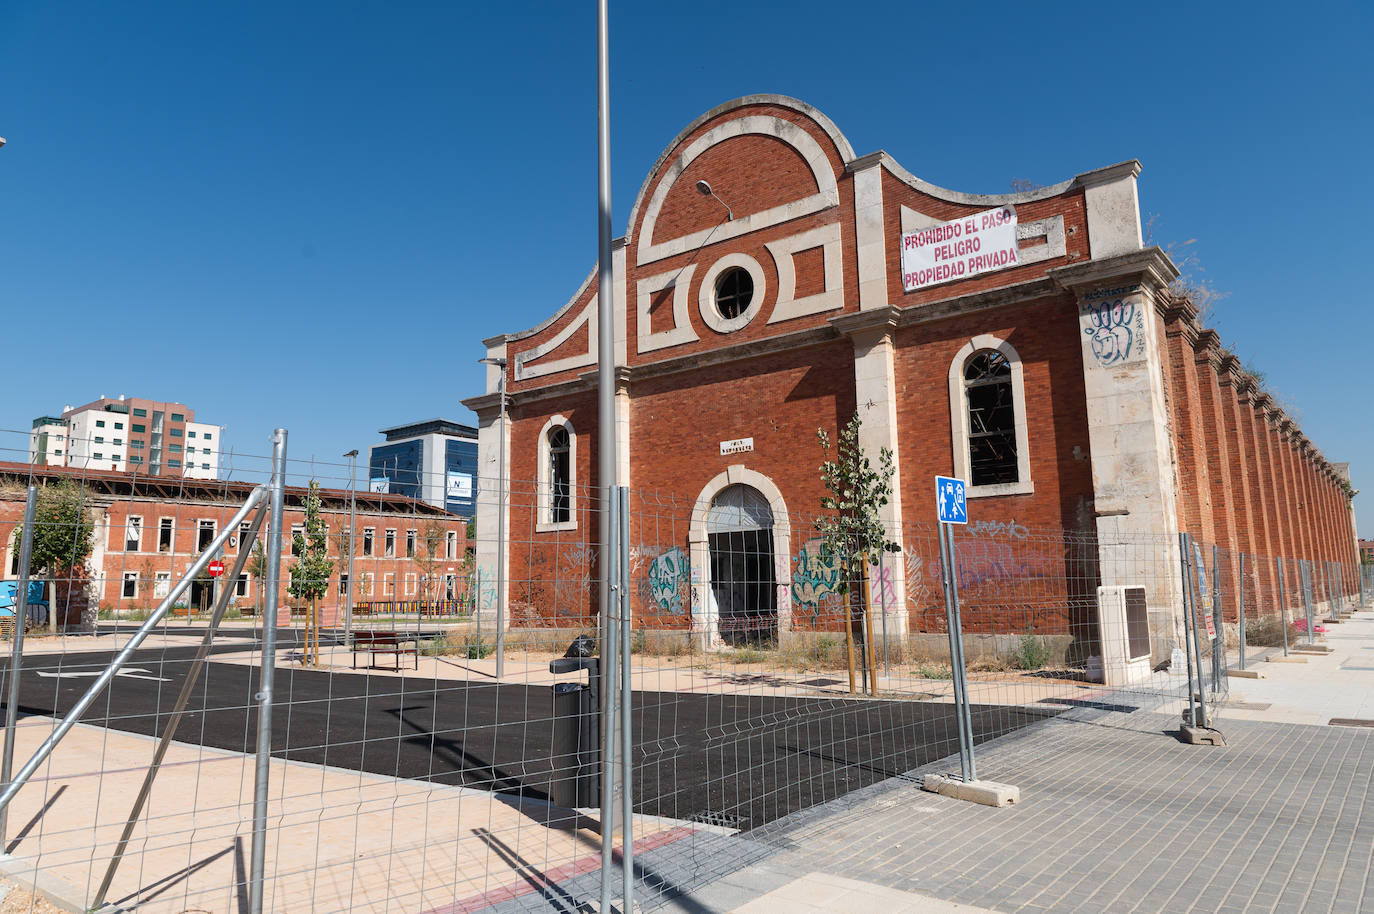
463,95 -> 1359,651
1,463 -> 470,625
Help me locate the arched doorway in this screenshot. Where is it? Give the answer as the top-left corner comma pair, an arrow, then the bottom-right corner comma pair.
707,484 -> 777,646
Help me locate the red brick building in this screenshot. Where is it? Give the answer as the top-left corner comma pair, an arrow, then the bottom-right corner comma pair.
463,95 -> 1359,651
1,463 -> 469,625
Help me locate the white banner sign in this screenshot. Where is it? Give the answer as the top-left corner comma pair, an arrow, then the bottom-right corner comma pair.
901,205 -> 1018,292
446,471 -> 473,501
369,477 -> 390,494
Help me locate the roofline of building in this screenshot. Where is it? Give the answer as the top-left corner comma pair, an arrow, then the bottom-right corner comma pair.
376,418 -> 478,441
0,462 -> 455,516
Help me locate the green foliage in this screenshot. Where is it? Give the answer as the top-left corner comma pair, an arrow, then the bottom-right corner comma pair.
815,412 -> 901,584
461,634 -> 493,659
1013,625 -> 1052,670
288,480 -> 335,602
12,480 -> 95,577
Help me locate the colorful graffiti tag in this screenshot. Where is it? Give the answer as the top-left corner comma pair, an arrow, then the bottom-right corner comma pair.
647,547 -> 690,614
791,539 -> 842,618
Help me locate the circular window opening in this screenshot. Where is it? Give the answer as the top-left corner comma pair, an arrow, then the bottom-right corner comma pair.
714,267 -> 754,320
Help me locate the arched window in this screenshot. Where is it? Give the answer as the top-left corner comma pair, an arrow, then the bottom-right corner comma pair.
948,335 -> 1033,497
548,426 -> 570,523
964,351 -> 1017,486
537,416 -> 577,531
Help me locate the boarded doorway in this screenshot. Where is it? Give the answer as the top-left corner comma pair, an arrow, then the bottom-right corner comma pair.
707,484 -> 777,646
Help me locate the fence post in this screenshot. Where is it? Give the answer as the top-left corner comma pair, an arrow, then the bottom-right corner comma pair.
617,486 -> 634,914
1210,544 -> 1223,691
1301,561 -> 1316,646
599,488 -> 620,914
0,484 -> 37,846
249,428 -> 288,914
1277,558 -> 1289,657
1177,534 -> 1199,726
938,523 -> 975,782
1237,552 -> 1246,672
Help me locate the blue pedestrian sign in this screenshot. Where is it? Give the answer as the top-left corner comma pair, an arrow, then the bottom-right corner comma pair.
935,476 -> 968,525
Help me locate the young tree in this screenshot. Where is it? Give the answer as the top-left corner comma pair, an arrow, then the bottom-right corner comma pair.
14,480 -> 95,577
413,517 -> 447,606
288,480 -> 335,665
11,481 -> 96,631
816,413 -> 900,694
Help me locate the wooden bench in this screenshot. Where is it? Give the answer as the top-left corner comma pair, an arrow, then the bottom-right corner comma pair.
350,630 -> 419,671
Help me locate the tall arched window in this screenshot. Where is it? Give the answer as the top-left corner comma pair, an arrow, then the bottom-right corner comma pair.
948,335 -> 1033,497
537,415 -> 577,531
964,351 -> 1017,486
548,426 -> 570,523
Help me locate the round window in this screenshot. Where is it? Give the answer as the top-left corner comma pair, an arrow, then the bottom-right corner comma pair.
714,267 -> 754,321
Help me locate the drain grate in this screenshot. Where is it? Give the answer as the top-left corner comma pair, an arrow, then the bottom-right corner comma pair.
689,810 -> 746,829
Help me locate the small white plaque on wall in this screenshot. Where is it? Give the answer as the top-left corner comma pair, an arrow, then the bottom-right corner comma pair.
719,437 -> 754,456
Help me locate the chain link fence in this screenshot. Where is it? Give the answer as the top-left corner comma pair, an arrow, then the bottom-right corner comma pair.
0,425 -> 1363,912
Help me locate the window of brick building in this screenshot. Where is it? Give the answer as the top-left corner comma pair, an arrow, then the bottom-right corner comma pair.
537,416 -> 576,531
197,519 -> 215,551
362,528 -> 374,557
384,529 -> 396,558
405,529 -> 416,558
949,336 -> 1033,497
124,516 -> 142,552
122,573 -> 138,599
714,267 -> 754,320
159,518 -> 174,552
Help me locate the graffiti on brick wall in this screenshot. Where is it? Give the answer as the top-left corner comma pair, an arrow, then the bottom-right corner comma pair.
1082,295 -> 1145,367
906,552 -> 933,610
646,546 -> 690,614
791,539 -> 842,620
474,565 -> 498,611
555,544 -> 596,610
874,558 -> 897,609
969,518 -> 1028,540
937,541 -> 1058,589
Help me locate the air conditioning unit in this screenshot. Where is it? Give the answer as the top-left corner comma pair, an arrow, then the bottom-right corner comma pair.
1096,585 -> 1153,686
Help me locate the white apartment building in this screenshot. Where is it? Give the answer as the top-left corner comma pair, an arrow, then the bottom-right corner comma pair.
29,396 -> 222,479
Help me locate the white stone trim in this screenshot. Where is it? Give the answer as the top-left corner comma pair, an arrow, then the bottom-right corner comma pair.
765,223 -> 844,324
536,415 -> 578,533
853,162 -> 888,311
637,115 -> 840,267
636,265 -> 699,353
687,465 -> 793,647
1016,216 -> 1067,266
947,334 -> 1034,498
513,298 -> 598,382
698,253 -> 767,335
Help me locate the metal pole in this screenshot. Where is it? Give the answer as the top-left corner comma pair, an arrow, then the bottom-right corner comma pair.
495,371 -> 507,680
1185,538 -> 1208,725
595,3 -> 621,910
0,486 -> 266,819
1277,558 -> 1289,657
947,524 -> 976,783
1237,553 -> 1247,671
249,428 -> 288,914
599,490 -> 620,914
1210,545 -> 1222,692
618,486 -> 634,913
91,505 -> 267,910
880,557 -> 890,676
1178,534 -> 1199,727
0,485 -> 37,844
1302,561 -> 1316,646
345,451 -> 357,644
937,524 -> 972,782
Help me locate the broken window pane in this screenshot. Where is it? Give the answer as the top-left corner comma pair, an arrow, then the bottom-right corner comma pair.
965,350 -> 1018,486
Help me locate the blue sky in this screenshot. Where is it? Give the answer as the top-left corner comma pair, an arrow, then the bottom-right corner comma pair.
2,1 -> 1371,534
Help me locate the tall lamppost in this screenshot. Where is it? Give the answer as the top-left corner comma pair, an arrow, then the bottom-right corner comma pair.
343,449 -> 358,644
479,356 -> 508,679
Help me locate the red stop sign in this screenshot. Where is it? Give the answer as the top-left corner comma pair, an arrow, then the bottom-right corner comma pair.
207,560 -> 226,578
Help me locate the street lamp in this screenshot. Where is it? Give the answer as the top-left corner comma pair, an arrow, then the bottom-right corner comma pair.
695,179 -> 734,221
343,450 -> 359,644
479,356 -> 508,679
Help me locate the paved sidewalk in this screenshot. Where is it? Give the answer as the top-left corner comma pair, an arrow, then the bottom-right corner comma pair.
481,606 -> 1374,914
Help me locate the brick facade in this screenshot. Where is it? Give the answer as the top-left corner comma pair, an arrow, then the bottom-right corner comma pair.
0,463 -> 469,626
463,95 -> 1360,650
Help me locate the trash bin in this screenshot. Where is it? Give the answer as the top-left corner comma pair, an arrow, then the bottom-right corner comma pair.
548,655 -> 600,809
